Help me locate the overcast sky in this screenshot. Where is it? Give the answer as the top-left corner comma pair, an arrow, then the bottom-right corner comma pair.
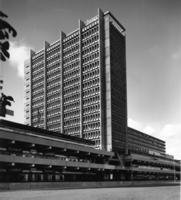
1,0 -> 181,159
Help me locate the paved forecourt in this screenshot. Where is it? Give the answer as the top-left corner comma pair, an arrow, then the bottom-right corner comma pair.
0,185 -> 180,200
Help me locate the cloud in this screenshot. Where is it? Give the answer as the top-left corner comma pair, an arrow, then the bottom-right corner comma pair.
128,118 -> 143,130
143,126 -> 155,135
128,118 -> 181,159
159,124 -> 181,159
128,118 -> 155,135
9,41 -> 30,78
159,124 -> 181,139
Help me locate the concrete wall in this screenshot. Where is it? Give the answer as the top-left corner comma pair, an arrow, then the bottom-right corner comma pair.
0,181 -> 179,191
110,23 -> 127,152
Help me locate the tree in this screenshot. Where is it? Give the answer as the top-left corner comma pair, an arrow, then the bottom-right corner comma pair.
0,93 -> 15,117
0,11 -> 17,62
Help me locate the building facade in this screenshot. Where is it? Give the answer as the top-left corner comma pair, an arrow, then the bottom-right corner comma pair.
127,127 -> 166,156
0,120 -> 180,183
25,9 -> 127,152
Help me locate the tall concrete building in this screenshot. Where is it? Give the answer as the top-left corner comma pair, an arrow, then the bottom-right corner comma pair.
24,9 -> 127,152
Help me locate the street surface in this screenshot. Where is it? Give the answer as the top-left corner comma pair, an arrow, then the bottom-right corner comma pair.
0,185 -> 180,200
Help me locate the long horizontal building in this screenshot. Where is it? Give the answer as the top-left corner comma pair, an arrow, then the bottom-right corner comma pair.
0,120 -> 180,183
127,127 -> 166,156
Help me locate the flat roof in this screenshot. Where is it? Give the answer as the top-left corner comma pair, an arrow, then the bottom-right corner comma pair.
127,127 -> 165,143
0,120 -> 94,146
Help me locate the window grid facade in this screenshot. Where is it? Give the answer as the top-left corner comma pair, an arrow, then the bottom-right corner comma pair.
25,9 -> 127,151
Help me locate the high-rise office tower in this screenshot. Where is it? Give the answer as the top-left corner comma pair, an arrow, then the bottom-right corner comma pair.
24,9 -> 127,152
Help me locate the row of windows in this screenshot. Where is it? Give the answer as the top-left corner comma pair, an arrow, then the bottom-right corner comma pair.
94,139 -> 101,146
32,97 -> 44,105
83,18 -> 98,30
33,74 -> 44,83
32,67 -> 44,77
47,82 -> 60,90
69,133 -> 80,137
47,99 -> 60,107
83,86 -> 100,97
82,43 -> 99,56
32,61 -> 44,70
83,122 -> 100,131
64,61 -> 79,72
64,69 -> 80,81
64,30 -> 79,42
47,62 -> 60,72
83,130 -> 100,139
32,59 -> 44,69
64,118 -> 80,126
47,76 -> 60,86
82,35 -> 99,48
128,133 -> 164,148
64,110 -> 80,119
47,59 -> 59,69
63,44 -> 79,56
64,85 -> 80,96
32,122 -> 45,128
83,103 -> 100,113
83,113 -> 100,122
32,117 -> 44,123
82,52 -> 99,64
32,90 -> 44,98
63,53 -> 79,64
64,77 -> 80,88
32,116 -> 44,123
32,55 -> 44,65
47,41 -> 60,51
47,108 -> 60,116
46,51 -> 60,61
84,133 -> 99,140
46,48 -> 60,58
83,69 -> 99,81
32,101 -> 44,109
47,89 -> 60,97
32,86 -> 44,94
47,118 -> 61,126
82,60 -> 99,72
64,102 -> 80,111
49,127 -> 61,133
64,91 -> 80,99
47,115 -> 60,122
32,89 -> 44,96
47,104 -> 60,111
47,96 -> 60,104
64,126 -> 80,134
63,37 -> 79,49
46,93 -> 60,101
46,55 -> 60,65
31,109 -> 44,116
64,94 -> 80,104
32,93 -> 44,101
47,71 -> 60,82
128,139 -> 160,152
83,77 -> 100,88
82,26 -> 98,39
32,80 -> 44,89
